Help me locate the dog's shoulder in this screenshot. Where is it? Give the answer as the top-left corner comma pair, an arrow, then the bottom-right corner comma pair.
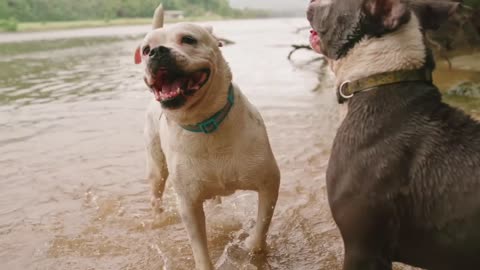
329,84 -> 480,186
233,86 -> 266,128
144,100 -> 163,140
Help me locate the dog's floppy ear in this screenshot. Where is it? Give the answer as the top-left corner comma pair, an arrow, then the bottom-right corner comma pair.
134,46 -> 142,64
152,4 -> 164,29
408,0 -> 460,30
203,25 -> 223,47
363,0 -> 410,32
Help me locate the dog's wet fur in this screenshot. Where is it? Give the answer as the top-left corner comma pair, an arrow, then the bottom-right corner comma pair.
308,0 -> 480,269
138,5 -> 280,270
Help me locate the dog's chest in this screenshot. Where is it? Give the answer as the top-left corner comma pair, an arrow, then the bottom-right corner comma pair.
160,128 -> 267,197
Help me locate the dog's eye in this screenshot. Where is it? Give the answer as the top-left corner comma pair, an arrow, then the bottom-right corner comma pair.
142,45 -> 151,56
181,35 -> 198,45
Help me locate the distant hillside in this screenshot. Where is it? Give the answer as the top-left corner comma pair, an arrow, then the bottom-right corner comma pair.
0,0 -> 253,22
229,0 -> 306,14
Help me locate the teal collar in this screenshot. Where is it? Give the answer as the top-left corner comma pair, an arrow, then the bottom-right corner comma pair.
180,84 -> 235,134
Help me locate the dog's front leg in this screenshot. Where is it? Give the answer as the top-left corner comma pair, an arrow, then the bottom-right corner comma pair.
178,200 -> 213,270
246,179 -> 279,252
145,124 -> 169,213
343,248 -> 392,270
333,199 -> 393,270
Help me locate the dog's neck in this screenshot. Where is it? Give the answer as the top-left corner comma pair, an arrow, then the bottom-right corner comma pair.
163,59 -> 233,125
331,15 -> 426,89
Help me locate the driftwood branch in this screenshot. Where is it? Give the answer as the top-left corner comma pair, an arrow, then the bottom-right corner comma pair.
288,44 -> 313,60
287,44 -> 326,66
425,35 -> 453,70
307,56 -> 326,64
294,26 -> 311,34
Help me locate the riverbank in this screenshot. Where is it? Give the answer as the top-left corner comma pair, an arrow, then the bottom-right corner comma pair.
0,15 -> 233,33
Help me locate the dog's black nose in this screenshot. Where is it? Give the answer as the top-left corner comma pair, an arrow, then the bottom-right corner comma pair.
149,46 -> 170,58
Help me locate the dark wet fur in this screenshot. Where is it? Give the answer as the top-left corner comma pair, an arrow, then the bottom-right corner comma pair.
307,0 -> 367,59
160,89 -> 195,110
327,83 -> 480,269
307,0 -> 451,60
307,0 -> 480,268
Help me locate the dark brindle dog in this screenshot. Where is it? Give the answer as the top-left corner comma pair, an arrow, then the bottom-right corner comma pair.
307,0 -> 480,269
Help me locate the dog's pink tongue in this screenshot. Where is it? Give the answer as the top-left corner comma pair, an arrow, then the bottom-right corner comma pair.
188,71 -> 208,90
163,79 -> 183,93
309,30 -> 322,54
152,73 -> 186,101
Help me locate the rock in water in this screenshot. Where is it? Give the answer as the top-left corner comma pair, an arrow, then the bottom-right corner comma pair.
447,82 -> 480,98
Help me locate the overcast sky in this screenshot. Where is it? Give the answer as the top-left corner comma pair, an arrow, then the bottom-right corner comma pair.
229,0 -> 308,11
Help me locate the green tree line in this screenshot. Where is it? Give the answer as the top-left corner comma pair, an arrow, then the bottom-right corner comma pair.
0,0 -> 249,22
466,0 -> 480,7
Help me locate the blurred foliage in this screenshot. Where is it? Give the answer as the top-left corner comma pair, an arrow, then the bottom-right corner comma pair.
0,17 -> 18,31
465,0 -> 480,7
0,0 -> 266,24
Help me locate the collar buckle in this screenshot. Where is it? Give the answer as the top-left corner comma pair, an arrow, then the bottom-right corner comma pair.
199,118 -> 219,134
338,80 -> 353,100
336,68 -> 433,104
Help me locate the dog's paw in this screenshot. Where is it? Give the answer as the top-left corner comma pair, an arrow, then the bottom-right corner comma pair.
244,235 -> 267,254
150,196 -> 164,214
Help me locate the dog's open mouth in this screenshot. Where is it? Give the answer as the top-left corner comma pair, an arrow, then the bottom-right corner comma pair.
309,30 -> 322,54
149,69 -> 210,102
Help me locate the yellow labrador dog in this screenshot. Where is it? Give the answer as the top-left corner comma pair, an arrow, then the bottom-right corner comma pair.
134,5 -> 280,270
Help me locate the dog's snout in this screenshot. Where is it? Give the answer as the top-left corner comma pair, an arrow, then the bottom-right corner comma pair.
149,46 -> 171,58
307,5 -> 315,22
307,0 -> 322,22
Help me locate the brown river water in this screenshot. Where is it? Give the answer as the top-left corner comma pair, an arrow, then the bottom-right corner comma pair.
1,18 -> 479,270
